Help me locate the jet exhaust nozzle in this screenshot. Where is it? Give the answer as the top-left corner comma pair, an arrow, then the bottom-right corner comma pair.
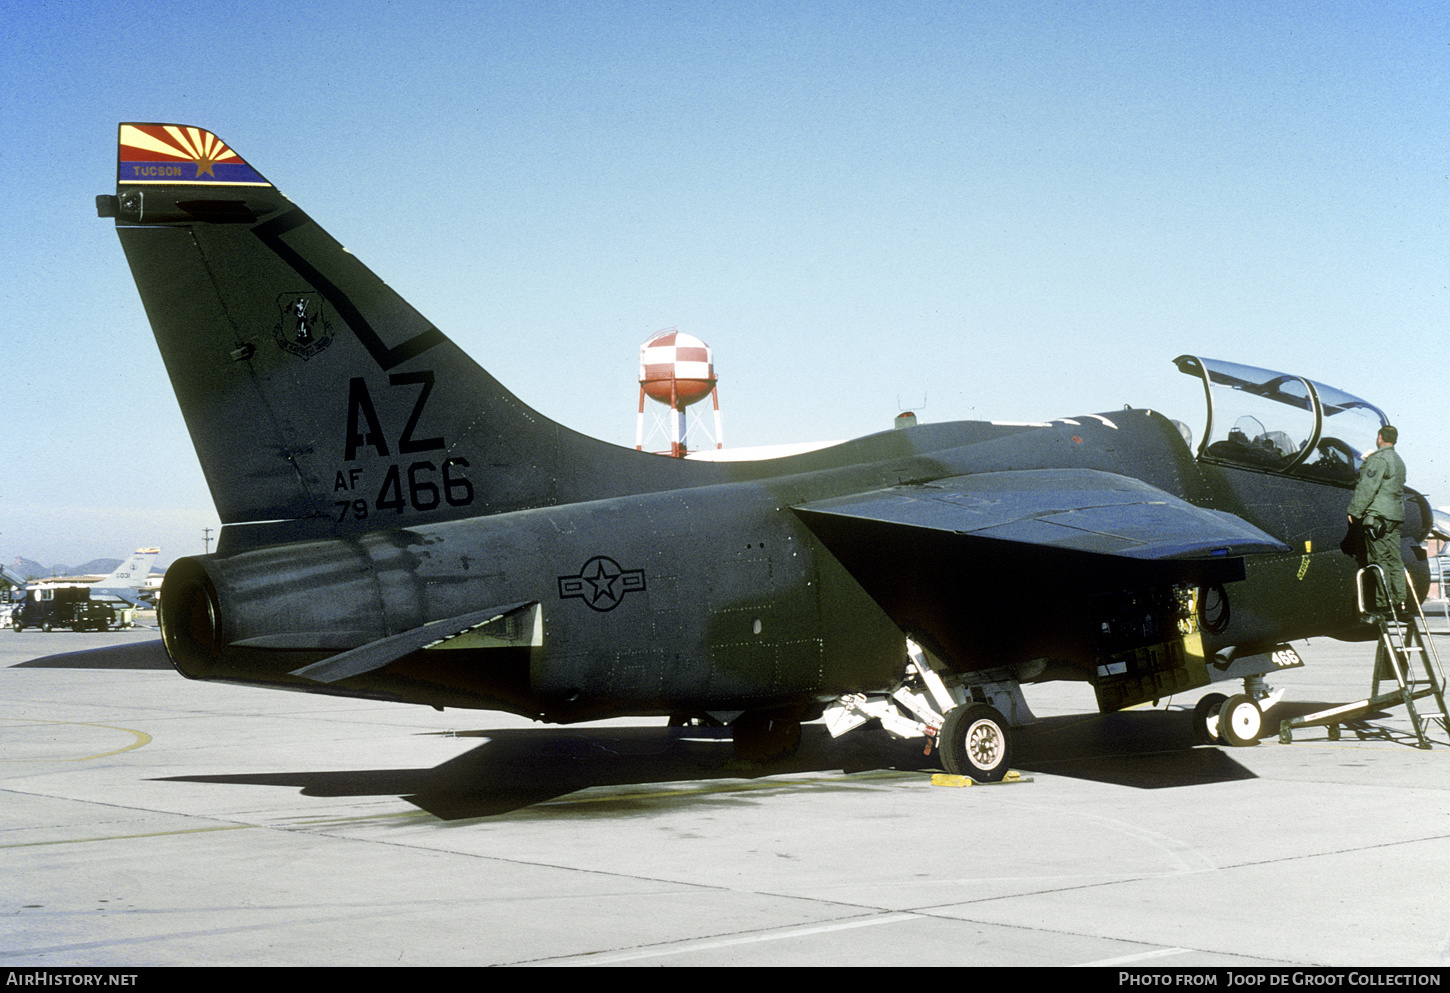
159,557 -> 224,678
158,540 -> 415,682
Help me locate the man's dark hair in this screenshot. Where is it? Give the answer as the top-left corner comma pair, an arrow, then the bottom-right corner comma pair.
1380,425 -> 1398,445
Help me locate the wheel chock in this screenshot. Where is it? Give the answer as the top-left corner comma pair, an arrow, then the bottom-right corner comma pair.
930,770 -> 1032,788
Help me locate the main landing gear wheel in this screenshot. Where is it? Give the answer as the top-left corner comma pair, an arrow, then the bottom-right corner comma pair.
938,704 -> 1013,782
1217,694 -> 1263,747
1193,692 -> 1228,745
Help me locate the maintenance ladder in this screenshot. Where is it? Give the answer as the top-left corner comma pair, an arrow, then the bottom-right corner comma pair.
1278,566 -> 1449,749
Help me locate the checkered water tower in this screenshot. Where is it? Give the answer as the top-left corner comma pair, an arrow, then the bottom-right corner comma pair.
635,329 -> 723,458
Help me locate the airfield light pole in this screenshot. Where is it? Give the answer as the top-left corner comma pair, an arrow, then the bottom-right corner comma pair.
203,528 -> 213,555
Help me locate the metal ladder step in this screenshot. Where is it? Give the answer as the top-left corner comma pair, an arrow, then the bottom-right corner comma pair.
1280,566 -> 1448,748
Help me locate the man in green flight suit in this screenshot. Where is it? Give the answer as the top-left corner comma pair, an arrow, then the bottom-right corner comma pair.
1347,425 -> 1408,614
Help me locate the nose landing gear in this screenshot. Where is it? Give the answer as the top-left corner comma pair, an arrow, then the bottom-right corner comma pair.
937,703 -> 1013,782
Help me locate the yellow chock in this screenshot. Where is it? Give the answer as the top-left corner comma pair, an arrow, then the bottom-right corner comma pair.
931,774 -> 974,787
931,771 -> 1030,788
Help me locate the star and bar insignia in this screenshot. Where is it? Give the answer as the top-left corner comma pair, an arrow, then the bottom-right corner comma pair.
558,556 -> 646,612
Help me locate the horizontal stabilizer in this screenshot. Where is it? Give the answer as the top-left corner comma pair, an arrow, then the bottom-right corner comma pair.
795,469 -> 1288,564
291,602 -> 537,684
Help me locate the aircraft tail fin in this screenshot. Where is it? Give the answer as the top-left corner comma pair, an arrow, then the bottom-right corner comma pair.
96,547 -> 159,589
102,124 -> 697,547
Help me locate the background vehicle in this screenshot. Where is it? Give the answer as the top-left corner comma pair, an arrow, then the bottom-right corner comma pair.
13,587 -> 122,632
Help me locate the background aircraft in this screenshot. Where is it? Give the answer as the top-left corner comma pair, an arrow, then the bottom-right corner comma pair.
27,547 -> 160,607
99,124 -> 1431,780
0,562 -> 27,593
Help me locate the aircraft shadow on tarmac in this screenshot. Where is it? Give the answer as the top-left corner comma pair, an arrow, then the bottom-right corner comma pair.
11,638 -> 174,670
19,642 -> 1422,817
157,709 -> 1287,821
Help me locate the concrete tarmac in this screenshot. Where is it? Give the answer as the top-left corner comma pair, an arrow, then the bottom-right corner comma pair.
2,620 -> 1448,968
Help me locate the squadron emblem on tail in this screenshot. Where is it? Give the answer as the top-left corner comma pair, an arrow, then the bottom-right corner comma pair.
274,293 -> 334,360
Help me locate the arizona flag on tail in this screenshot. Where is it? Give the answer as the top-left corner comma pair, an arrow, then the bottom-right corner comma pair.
118,124 -> 270,186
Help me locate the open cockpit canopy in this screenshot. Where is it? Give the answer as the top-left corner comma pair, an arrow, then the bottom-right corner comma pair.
1174,356 -> 1387,483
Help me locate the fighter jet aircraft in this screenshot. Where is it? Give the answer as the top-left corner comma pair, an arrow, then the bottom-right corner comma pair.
98,124 -> 1432,780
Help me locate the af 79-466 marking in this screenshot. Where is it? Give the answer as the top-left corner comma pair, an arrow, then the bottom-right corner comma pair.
335,371 -> 476,520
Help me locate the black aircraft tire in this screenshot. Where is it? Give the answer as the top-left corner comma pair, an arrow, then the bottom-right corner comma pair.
939,704 -> 1012,782
1193,693 -> 1228,745
1218,694 -> 1263,747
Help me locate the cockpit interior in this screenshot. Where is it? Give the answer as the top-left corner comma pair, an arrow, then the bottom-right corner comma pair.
1173,355 -> 1388,484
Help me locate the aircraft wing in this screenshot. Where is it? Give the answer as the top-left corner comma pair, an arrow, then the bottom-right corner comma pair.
794,468 -> 1288,588
90,586 -> 155,609
291,602 -> 537,684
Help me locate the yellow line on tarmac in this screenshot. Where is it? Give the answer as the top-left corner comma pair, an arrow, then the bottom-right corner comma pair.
294,772 -> 918,826
291,771 -> 920,829
0,823 -> 256,850
536,770 -> 915,808
0,719 -> 152,761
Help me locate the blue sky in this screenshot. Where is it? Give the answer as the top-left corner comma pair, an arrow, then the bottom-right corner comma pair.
1,0 -> 1445,567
